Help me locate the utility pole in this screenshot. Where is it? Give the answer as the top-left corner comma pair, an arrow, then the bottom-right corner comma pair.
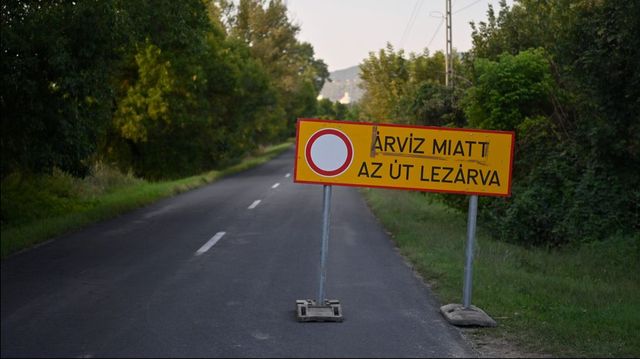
445,0 -> 453,88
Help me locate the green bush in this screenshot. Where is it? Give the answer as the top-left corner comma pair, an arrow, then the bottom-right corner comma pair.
1,172 -> 82,226
1,163 -> 142,227
460,49 -> 638,246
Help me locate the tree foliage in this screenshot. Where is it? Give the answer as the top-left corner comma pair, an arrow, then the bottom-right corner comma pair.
1,0 -> 327,180
359,44 -> 411,122
464,49 -> 555,131
315,98 -> 356,121
226,0 -> 329,136
1,0 -> 122,177
359,44 -> 464,127
464,1 -> 639,245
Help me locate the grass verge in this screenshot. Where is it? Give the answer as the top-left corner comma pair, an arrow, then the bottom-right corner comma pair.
1,142 -> 292,259
361,188 -> 639,358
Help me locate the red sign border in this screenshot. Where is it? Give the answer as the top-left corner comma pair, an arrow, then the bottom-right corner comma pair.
305,128 -> 354,177
294,118 -> 515,197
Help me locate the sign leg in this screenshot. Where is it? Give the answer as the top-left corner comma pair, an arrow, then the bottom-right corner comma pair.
318,185 -> 332,304
296,184 -> 342,322
463,195 -> 478,308
440,195 -> 496,327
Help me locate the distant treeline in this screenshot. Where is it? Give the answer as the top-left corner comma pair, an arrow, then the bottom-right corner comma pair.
1,0 -> 328,180
356,0 -> 639,245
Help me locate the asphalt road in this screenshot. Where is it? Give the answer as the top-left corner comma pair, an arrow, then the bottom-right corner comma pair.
1,148 -> 474,358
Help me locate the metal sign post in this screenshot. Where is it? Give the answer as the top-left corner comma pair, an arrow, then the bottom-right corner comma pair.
317,184 -> 332,305
296,185 -> 343,322
440,194 -> 496,327
463,194 -> 478,308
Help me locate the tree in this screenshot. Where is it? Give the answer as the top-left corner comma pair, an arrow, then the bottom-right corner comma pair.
359,44 -> 463,126
359,43 -> 410,122
105,0 -> 283,178
333,101 -> 348,120
316,98 -> 335,119
104,0 -> 233,178
314,98 -> 349,120
461,0 -> 640,245
1,0 -> 122,177
227,0 -> 329,136
463,49 -> 554,131
409,82 -> 464,127
1,0 -> 327,180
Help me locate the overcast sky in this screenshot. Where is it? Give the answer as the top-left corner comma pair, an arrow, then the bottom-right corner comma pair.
286,0 -> 514,72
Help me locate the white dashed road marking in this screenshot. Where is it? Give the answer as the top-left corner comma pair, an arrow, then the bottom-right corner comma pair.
195,232 -> 226,256
248,200 -> 261,209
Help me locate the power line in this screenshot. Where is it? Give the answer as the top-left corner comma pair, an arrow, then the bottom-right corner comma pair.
399,0 -> 424,49
426,17 -> 445,49
399,0 -> 421,48
454,0 -> 484,14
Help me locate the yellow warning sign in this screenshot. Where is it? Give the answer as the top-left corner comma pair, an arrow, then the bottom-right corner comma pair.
294,119 -> 515,197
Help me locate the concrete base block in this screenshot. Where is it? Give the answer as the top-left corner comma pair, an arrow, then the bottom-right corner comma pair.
296,299 -> 343,322
440,303 -> 497,327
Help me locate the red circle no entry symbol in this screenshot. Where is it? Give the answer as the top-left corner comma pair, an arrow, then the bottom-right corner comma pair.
305,128 -> 354,177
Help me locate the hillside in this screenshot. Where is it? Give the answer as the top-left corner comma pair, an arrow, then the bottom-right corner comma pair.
319,65 -> 363,103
